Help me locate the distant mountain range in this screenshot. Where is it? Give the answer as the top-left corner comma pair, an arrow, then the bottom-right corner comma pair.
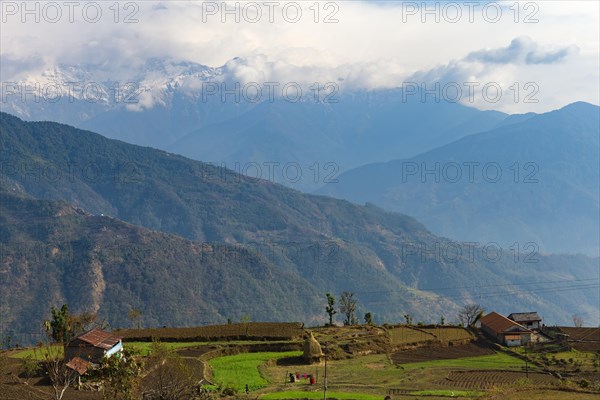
1,113 -> 598,344
1,58 -> 507,191
318,102 -> 600,256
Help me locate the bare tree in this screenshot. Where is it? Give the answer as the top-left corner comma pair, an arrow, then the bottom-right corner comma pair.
128,308 -> 142,329
572,314 -> 584,328
41,348 -> 77,400
339,292 -> 358,326
458,304 -> 484,327
142,341 -> 196,400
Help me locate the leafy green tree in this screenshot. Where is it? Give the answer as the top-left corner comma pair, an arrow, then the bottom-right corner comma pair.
325,293 -> 337,326
97,348 -> 142,400
364,312 -> 373,325
50,304 -> 71,343
439,315 -> 445,325
49,305 -> 97,344
403,314 -> 412,325
339,292 -> 357,326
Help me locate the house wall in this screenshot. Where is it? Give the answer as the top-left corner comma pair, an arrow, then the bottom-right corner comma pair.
504,337 -> 522,347
523,321 -> 540,330
64,340 -> 105,363
105,341 -> 123,358
481,324 -> 503,344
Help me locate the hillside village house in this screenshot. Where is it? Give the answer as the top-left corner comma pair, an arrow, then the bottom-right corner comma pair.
479,312 -> 532,347
64,328 -> 123,374
508,312 -> 542,331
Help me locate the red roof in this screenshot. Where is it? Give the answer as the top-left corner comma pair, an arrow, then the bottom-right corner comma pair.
65,356 -> 91,375
480,312 -> 531,335
73,328 -> 121,350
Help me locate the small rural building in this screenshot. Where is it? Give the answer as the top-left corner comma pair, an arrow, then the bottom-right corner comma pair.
64,328 -> 123,367
480,312 -> 532,347
508,312 -> 542,331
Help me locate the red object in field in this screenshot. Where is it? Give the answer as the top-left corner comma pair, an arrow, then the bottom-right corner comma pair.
296,373 -> 300,379
309,375 -> 315,385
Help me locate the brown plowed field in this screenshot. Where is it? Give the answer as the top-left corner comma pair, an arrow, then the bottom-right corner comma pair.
391,341 -> 495,364
557,327 -> 600,341
570,341 -> 600,352
176,345 -> 219,357
439,370 -> 558,389
116,322 -> 304,341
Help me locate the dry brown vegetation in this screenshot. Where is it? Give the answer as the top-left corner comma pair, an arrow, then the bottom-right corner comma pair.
556,327 -> 600,341
438,370 -> 557,389
391,341 -> 496,364
388,325 -> 473,347
116,322 -> 304,342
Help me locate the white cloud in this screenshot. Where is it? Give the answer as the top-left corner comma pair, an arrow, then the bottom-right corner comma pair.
466,37 -> 578,65
1,0 -> 598,112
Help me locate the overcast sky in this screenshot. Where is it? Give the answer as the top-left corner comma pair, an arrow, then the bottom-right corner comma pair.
1,0 -> 598,113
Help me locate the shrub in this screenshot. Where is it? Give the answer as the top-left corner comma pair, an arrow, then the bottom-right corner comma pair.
222,385 -> 237,396
578,379 -> 590,388
21,355 -> 42,378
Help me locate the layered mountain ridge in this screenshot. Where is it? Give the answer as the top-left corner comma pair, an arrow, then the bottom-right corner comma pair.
1,112 -> 598,345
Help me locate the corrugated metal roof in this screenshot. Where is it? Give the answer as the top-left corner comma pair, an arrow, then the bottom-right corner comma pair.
66,356 -> 91,375
480,312 -> 531,334
508,312 -> 541,322
74,328 -> 121,350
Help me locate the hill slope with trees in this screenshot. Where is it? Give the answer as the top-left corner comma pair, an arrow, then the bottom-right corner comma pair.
1,113 -> 598,344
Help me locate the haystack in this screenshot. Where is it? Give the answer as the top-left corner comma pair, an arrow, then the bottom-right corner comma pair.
302,331 -> 324,363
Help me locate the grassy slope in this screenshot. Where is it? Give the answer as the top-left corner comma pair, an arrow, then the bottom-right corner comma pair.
5,333 -> 600,400
209,351 -> 302,392
261,391 -> 382,400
